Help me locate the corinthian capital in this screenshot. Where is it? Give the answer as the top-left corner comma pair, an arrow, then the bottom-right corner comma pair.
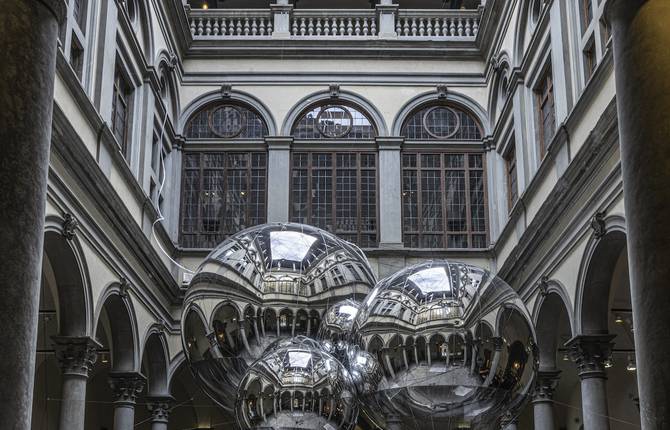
565,334 -> 615,379
52,336 -> 102,378
108,372 -> 146,405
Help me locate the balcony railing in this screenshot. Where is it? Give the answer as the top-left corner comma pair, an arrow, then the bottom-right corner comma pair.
188,7 -> 480,40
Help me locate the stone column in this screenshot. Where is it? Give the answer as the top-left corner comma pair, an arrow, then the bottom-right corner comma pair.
0,1 -> 65,428
266,137 -> 292,222
146,396 -> 173,430
108,372 -> 146,430
52,336 -> 101,430
566,335 -> 614,430
532,370 -> 561,430
376,137 -> 404,248
238,322 -> 252,354
607,1 -> 670,428
484,337 -> 504,386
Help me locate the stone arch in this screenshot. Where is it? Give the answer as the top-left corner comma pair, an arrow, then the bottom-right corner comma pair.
391,89 -> 491,136
94,287 -> 139,372
534,287 -> 574,370
210,301 -> 242,329
281,88 -> 388,136
178,88 -> 277,136
141,328 -> 170,396
155,50 -> 180,121
576,222 -> 628,334
41,224 -> 92,337
488,51 -> 513,125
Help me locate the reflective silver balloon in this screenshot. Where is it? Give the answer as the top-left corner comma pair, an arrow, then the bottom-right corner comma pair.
350,260 -> 537,429
235,341 -> 358,429
181,223 -> 376,412
317,299 -> 362,361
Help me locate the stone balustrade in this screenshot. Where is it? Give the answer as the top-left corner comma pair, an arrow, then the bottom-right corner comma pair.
188,7 -> 480,40
395,10 -> 479,38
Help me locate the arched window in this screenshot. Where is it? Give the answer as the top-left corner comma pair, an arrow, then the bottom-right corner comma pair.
400,103 -> 487,249
289,101 -> 378,247
185,102 -> 268,139
180,100 -> 269,248
291,103 -> 376,140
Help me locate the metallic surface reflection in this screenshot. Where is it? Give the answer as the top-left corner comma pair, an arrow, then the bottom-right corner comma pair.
181,223 -> 376,412
350,260 -> 538,429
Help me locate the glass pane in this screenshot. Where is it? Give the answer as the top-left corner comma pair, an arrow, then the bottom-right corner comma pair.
445,171 -> 466,232
420,170 -> 443,232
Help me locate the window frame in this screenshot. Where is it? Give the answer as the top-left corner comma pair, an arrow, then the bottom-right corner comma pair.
574,0 -> 610,88
504,142 -> 518,212
534,65 -> 556,159
179,150 -> 269,249
400,150 -> 488,250
111,64 -> 133,158
59,0 -> 92,86
289,149 -> 380,248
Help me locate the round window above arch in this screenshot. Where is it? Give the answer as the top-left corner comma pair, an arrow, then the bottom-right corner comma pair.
401,103 -> 483,141
185,101 -> 269,139
291,102 -> 377,140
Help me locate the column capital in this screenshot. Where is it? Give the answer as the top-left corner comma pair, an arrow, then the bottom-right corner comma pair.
532,369 -> 561,403
265,136 -> 293,150
37,0 -> 67,23
52,336 -> 102,377
565,334 -> 615,379
108,372 -> 146,405
146,396 -> 174,424
376,136 -> 403,150
500,411 -> 518,428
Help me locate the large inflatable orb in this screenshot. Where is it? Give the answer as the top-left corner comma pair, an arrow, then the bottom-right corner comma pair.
181,223 -> 376,412
350,260 -> 538,429
317,299 -> 362,361
235,341 -> 358,429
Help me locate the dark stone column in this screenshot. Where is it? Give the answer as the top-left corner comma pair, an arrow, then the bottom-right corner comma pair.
108,372 -> 146,430
607,1 -> 670,428
146,396 -> 173,430
52,336 -> 101,430
567,335 -> 615,430
0,1 -> 66,428
532,370 -> 561,430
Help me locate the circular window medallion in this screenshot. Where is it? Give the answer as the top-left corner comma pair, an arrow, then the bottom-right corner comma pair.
422,106 -> 461,139
315,105 -> 353,138
208,105 -> 244,138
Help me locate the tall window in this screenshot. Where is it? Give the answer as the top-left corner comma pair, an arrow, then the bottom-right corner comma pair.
60,0 -> 89,81
112,66 -> 132,157
181,152 -> 267,248
535,68 -> 555,158
576,0 -> 609,86
504,143 -> 518,210
289,102 -> 378,247
180,101 -> 269,248
400,104 -> 487,249
402,153 -> 486,249
291,152 -> 377,247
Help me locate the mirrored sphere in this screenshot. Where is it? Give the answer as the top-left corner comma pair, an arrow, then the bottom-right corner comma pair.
181,223 -> 376,412
235,342 -> 359,429
350,260 -> 538,429
317,299 -> 362,361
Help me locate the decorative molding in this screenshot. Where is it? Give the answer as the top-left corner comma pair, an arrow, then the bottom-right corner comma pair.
329,84 -> 341,99
119,277 -> 131,298
566,334 -> 615,379
590,211 -> 607,238
537,275 -> 549,297
146,396 -> 174,423
62,213 -> 78,240
108,372 -> 147,405
437,84 -> 449,99
52,336 -> 102,378
220,84 -> 232,99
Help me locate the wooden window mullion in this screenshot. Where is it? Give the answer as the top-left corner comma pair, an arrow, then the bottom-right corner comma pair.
464,154 -> 473,249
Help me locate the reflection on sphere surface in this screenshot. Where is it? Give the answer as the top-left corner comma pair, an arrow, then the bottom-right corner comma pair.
181,223 -> 376,412
350,260 -> 537,429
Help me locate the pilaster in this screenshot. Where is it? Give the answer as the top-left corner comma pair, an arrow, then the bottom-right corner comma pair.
376,137 -> 404,248
266,136 -> 292,223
